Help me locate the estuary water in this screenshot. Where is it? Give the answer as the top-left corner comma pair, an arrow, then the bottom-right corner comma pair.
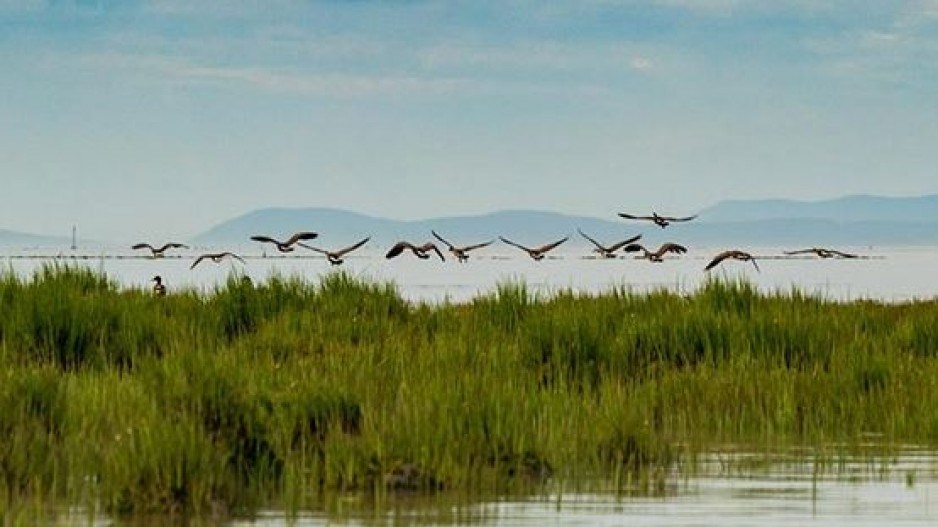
59,447 -> 938,526
3,245 -> 937,303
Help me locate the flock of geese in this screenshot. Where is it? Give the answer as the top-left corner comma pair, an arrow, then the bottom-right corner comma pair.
136,211 -> 859,296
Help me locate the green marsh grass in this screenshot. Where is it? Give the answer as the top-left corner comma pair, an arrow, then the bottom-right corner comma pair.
1,265 -> 938,518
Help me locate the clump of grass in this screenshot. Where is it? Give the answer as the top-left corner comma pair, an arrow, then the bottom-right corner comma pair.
1,267 -> 937,517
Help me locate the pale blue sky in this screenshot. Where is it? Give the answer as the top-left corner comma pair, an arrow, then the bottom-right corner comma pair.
2,0 -> 936,241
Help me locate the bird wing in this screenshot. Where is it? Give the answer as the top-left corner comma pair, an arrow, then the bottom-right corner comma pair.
251,235 -> 280,245
131,243 -> 154,250
460,240 -> 494,252
577,228 -> 606,251
155,242 -> 188,252
750,257 -> 761,272
297,243 -> 330,255
222,252 -> 246,264
606,234 -> 642,252
334,237 -> 371,257
536,236 -> 569,253
431,230 -> 455,250
658,242 -> 687,255
190,255 -> 208,269
704,251 -> 733,271
385,241 -> 412,259
828,249 -> 858,259
784,249 -> 816,256
618,212 -> 655,221
284,231 -> 319,246
663,214 -> 697,223
499,237 -> 531,252
426,243 -> 446,262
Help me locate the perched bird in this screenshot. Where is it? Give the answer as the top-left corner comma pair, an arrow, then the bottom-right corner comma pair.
618,211 -> 697,228
499,236 -> 569,261
300,237 -> 371,266
623,242 -> 688,262
190,252 -> 246,270
784,247 -> 858,259
705,250 -> 760,272
250,232 -> 318,253
385,241 -> 445,261
431,230 -> 493,262
151,275 -> 167,296
577,229 -> 641,258
131,242 -> 188,258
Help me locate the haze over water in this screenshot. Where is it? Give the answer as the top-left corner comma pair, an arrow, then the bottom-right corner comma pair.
3,246 -> 937,303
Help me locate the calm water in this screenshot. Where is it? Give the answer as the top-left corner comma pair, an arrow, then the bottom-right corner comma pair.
3,245 -> 937,303
57,448 -> 938,526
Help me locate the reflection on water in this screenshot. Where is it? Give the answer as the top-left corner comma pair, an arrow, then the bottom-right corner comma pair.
3,246 -> 938,303
228,448 -> 938,527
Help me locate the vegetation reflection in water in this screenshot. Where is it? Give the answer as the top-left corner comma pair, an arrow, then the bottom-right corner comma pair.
1,264 -> 937,524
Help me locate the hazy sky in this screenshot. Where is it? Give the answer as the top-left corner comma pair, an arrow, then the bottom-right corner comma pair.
2,0 -> 936,241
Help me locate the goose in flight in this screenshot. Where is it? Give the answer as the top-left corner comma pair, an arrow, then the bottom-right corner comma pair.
618,211 -> 697,228
385,241 -> 445,261
300,237 -> 371,266
499,236 -> 569,261
151,275 -> 167,296
250,232 -> 318,253
784,247 -> 858,259
623,242 -> 688,262
132,242 -> 188,258
190,252 -> 246,270
577,229 -> 641,258
705,250 -> 760,272
431,230 -> 493,262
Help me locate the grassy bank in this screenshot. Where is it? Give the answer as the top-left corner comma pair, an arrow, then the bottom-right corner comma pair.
1,265 -> 937,517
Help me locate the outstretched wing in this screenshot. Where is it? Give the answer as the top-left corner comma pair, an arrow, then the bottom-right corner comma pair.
828,249 -> 858,259
131,243 -> 154,251
190,254 -> 209,269
536,236 -> 569,254
223,252 -> 246,264
704,251 -> 733,271
622,243 -> 646,253
251,235 -> 280,245
784,248 -> 817,256
658,242 -> 687,255
577,228 -> 606,251
334,237 -> 371,257
298,243 -> 330,255
284,231 -> 318,246
431,230 -> 455,250
499,237 -> 530,252
156,242 -> 188,252
386,241 -> 412,259
618,212 -> 655,221
663,214 -> 697,223
460,240 -> 494,252
427,243 -> 446,262
606,234 -> 643,252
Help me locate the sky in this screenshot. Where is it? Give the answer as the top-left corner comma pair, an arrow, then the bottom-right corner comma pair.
1,0 -> 937,242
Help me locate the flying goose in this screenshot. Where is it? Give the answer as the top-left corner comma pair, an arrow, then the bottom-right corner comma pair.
623,242 -> 688,262
132,242 -> 188,257
190,252 -> 246,270
618,211 -> 697,228
705,250 -> 760,272
577,229 -> 641,258
499,236 -> 569,261
151,275 -> 167,296
431,230 -> 493,262
299,237 -> 371,266
385,241 -> 445,261
250,232 -> 318,253
784,247 -> 858,259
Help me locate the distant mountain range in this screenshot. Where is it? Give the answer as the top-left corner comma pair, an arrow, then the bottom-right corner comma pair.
3,194 -> 937,248
192,194 -> 938,248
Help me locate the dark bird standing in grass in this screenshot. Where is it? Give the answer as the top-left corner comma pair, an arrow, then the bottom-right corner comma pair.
499,236 -> 569,261
618,211 -> 697,228
784,247 -> 858,259
623,242 -> 688,262
431,230 -> 493,262
132,242 -> 188,257
577,228 -> 641,258
300,237 -> 371,266
250,232 -> 318,253
190,252 -> 246,270
385,241 -> 445,261
705,250 -> 760,272
151,275 -> 167,296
